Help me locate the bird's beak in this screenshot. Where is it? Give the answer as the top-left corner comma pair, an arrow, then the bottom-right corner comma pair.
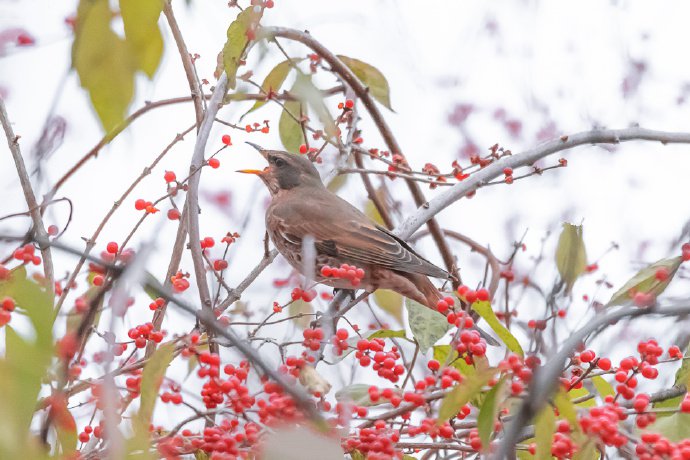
236,168 -> 266,176
245,141 -> 268,160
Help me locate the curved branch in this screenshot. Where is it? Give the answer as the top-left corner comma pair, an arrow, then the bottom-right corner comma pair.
1,97 -> 54,285
163,0 -> 205,128
396,127 -> 690,240
494,304 -> 690,459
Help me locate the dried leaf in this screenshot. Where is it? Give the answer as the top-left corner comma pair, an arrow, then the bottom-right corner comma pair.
299,366 -> 331,395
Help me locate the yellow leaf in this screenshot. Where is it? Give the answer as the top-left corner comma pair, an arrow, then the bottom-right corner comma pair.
337,55 -> 393,110
555,223 -> 587,293
72,0 -> 135,131
120,0 -> 164,77
373,289 -> 404,325
223,7 -> 263,89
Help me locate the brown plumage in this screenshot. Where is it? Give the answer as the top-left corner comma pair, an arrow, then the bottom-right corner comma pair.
238,143 -> 449,309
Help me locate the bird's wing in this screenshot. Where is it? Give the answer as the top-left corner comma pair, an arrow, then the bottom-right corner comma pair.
270,191 -> 448,279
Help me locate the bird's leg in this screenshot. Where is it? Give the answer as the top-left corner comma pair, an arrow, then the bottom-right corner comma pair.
263,231 -> 269,257
332,287 -> 356,301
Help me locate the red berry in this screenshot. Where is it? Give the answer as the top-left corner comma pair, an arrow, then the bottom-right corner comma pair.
336,328 -> 348,340
167,209 -> 181,220
465,290 -> 477,303
427,359 -> 440,371
299,144 -> 308,154
208,158 -> 220,168
503,167 -> 513,176
681,398 -> 690,413
597,357 -> 611,371
92,275 -> 104,286
345,99 -> 354,109
221,134 -> 232,145
163,170 -> 176,183
654,267 -> 670,281
476,288 -> 490,302
2,297 -> 16,312
134,199 -> 147,210
106,242 -> 118,254
436,299 -> 449,313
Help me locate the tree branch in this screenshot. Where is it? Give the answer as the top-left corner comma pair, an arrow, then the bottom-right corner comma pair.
0,97 -> 54,285
396,127 -> 690,240
186,73 -> 229,355
163,0 -> 205,128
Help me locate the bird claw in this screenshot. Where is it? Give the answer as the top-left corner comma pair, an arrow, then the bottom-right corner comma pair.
332,288 -> 356,300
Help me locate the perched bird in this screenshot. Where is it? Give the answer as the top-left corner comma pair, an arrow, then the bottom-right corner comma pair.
238,143 -> 449,310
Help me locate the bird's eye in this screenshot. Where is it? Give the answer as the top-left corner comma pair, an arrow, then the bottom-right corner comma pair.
274,158 -> 286,167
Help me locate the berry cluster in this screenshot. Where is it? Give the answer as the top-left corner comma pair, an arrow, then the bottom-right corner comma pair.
13,243 -> 41,265
355,338 -> 404,383
171,271 -> 190,292
126,323 -> 163,348
331,328 -> 350,355
408,418 -> 455,438
291,287 -> 317,302
320,263 -> 365,287
134,198 -> 158,214
342,420 -> 400,460
301,327 -> 324,351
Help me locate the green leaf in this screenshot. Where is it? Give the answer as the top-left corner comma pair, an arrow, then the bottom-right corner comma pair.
477,377 -> 505,450
433,345 -> 476,377
555,222 -> 587,293
367,329 -> 406,339
72,0 -> 135,131
244,58 -> 299,117
373,289 -> 404,325
120,0 -> 164,78
0,267 -> 54,458
647,412 -> 690,442
194,451 -> 210,460
335,383 -> 398,407
365,199 -> 385,227
128,342 -> 175,458
553,389 -> 578,428
568,387 -> 595,407
405,298 -> 450,352
337,55 -> 393,110
607,256 -> 682,307
471,301 -> 523,357
591,375 -> 615,400
278,81 -> 306,153
288,299 -> 314,329
437,368 -> 493,423
223,7 -> 263,89
534,405 -> 556,460
56,407 -> 78,455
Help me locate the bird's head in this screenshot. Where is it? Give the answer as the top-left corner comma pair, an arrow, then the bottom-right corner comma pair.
238,143 -> 323,195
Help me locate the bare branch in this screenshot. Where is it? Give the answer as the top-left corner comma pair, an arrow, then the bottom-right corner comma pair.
0,97 -> 54,285
396,127 -> 690,240
186,73 -> 229,355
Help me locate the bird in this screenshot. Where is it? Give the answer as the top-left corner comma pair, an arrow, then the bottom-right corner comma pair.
238,143 -> 449,310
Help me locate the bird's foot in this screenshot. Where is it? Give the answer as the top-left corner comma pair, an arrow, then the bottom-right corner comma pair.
332,288 -> 356,301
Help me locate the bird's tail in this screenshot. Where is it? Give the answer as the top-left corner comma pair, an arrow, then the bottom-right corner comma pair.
414,274 -> 444,311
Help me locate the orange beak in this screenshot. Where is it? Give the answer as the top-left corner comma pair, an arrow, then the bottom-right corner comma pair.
236,168 -> 266,176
